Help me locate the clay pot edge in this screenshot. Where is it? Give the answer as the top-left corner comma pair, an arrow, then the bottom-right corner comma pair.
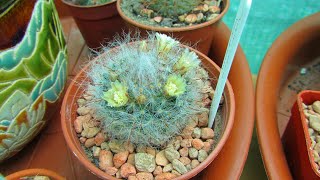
5,168 -> 65,180
116,0 -> 230,33
256,12 -> 320,179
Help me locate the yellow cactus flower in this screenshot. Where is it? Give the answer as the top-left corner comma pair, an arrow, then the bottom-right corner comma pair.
102,81 -> 129,107
174,49 -> 200,74
156,33 -> 179,53
164,75 -> 186,97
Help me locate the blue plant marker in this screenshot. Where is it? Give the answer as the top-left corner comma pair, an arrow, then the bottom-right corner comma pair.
208,0 -> 252,128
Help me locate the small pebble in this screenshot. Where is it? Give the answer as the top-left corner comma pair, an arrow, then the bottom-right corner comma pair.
105,166 -> 118,176
192,139 -> 204,150
109,140 -> 126,153
202,142 -> 211,152
128,153 -> 135,165
136,172 -> 153,180
154,16 -> 163,23
181,126 -> 194,139
101,142 -> 110,150
179,147 -> 189,157
192,127 -> 201,139
146,147 -> 156,157
155,173 -> 177,180
74,117 -> 83,133
198,112 -> 209,127
163,164 -> 173,173
79,137 -> 87,144
185,14 -> 197,24
189,148 -> 198,159
310,115 -> 320,132
99,150 -> 113,170
179,157 -> 191,165
313,101 -> 320,114
128,176 -> 138,180
164,147 -> 180,162
191,160 -> 200,169
181,139 -> 192,148
201,128 -> 214,139
198,150 -> 208,162
156,150 -> 169,166
171,170 -> 181,176
121,163 -> 137,178
172,159 -> 188,174
77,98 -> 86,107
92,146 -> 101,157
94,132 -> 105,146
113,151 -> 129,168
153,166 -> 163,176
124,142 -> 135,154
85,138 -> 95,148
135,153 -> 156,172
77,106 -> 91,116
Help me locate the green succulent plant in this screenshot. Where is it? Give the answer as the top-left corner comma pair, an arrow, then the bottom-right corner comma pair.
85,33 -> 211,147
67,0 -> 114,6
141,0 -> 202,17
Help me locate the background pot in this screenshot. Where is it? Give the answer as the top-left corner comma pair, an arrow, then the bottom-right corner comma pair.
256,12 -> 320,179
6,168 -> 65,180
116,0 -> 229,55
61,43 -> 235,179
283,90 -> 320,180
0,0 -> 68,162
62,0 -> 126,49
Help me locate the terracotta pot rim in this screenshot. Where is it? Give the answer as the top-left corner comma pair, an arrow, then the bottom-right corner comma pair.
61,0 -> 116,9
116,0 -> 230,33
297,90 -> 320,176
5,168 -> 65,180
61,43 -> 235,180
256,12 -> 320,179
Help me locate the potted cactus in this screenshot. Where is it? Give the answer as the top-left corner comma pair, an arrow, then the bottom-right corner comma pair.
61,33 -> 235,179
0,0 -> 67,163
116,0 -> 229,55
62,0 -> 126,48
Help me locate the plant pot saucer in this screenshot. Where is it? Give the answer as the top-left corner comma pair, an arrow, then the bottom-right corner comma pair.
256,12 -> 320,179
0,20 -> 254,179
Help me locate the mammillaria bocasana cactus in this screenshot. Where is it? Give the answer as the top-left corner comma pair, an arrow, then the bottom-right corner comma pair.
85,33 -> 213,147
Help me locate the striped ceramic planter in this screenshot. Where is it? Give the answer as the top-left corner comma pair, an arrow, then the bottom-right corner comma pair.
0,0 -> 67,162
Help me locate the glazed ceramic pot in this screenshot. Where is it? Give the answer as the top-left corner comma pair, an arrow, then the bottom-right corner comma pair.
6,168 -> 65,180
256,12 -> 320,179
116,0 -> 229,55
0,0 -> 68,162
62,0 -> 126,48
283,90 -> 320,179
61,43 -> 235,179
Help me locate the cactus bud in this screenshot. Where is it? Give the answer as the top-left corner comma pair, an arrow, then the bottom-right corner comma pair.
102,81 -> 128,107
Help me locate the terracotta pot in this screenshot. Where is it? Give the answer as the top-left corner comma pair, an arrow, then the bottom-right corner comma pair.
6,168 -> 65,180
256,12 -> 320,179
54,0 -> 70,17
61,43 -> 235,179
62,0 -> 126,48
0,0 -> 36,49
0,0 -> 68,162
116,0 -> 229,55
283,90 -> 320,180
